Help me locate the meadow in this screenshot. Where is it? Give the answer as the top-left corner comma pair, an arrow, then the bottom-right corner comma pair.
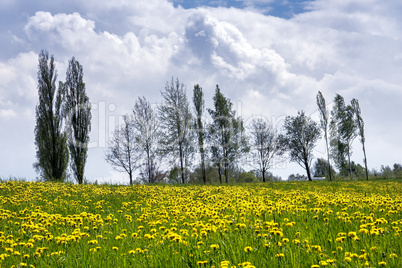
0,180 -> 401,268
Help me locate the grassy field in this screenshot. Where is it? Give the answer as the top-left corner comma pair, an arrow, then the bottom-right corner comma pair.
0,180 -> 401,267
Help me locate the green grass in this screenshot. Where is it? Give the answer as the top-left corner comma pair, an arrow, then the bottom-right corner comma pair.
0,180 -> 401,267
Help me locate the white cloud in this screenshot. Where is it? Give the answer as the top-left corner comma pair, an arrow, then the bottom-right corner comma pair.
1,0 -> 402,181
0,109 -> 17,118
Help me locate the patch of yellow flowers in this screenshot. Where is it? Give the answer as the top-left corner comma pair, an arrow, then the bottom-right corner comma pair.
0,180 -> 401,267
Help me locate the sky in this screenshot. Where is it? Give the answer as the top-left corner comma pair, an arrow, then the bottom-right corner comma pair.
0,0 -> 401,183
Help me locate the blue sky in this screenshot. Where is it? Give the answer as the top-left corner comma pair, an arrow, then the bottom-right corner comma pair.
171,0 -> 308,18
0,0 -> 401,183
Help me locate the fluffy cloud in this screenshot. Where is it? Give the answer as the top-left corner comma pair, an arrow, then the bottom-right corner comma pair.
0,0 -> 401,182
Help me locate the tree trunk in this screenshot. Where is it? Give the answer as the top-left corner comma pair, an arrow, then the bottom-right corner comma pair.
147,149 -> 151,184
218,163 -> 222,184
325,135 -> 332,181
179,142 -> 185,184
362,142 -> 369,181
305,159 -> 312,181
262,168 -> 266,182
225,162 -> 229,183
347,145 -> 352,180
201,151 -> 206,184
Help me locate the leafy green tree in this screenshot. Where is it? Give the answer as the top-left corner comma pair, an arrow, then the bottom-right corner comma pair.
281,111 -> 321,181
313,157 -> 336,178
330,94 -> 357,179
249,118 -> 284,182
33,50 -> 69,181
105,114 -> 139,185
208,85 -> 249,183
62,57 -> 91,184
133,97 -> 160,183
158,77 -> 193,184
330,94 -> 349,176
351,98 -> 369,180
288,173 -> 307,181
192,84 -> 207,184
316,91 -> 332,180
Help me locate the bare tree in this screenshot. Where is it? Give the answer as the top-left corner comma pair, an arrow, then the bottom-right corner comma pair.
316,91 -> 332,181
132,97 -> 160,183
105,114 -> 140,185
249,118 -> 284,182
158,77 -> 193,184
351,98 -> 369,180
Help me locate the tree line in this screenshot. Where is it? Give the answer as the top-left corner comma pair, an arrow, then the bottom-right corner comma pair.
34,51 -> 373,184
104,77 -> 370,184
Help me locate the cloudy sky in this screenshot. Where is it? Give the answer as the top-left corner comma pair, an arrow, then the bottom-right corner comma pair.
1,0 -> 401,183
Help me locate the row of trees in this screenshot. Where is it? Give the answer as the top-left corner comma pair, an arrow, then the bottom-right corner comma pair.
32,49 -> 369,184
105,77 -> 368,184
34,50 -> 91,184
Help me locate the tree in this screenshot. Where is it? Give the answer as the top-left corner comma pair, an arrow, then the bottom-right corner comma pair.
281,111 -> 321,181
288,173 -> 307,181
331,94 -> 357,179
132,97 -> 160,183
351,98 -> 369,181
62,57 -> 91,184
33,50 -> 69,181
329,94 -> 349,176
193,84 -> 207,184
105,114 -> 139,185
158,77 -> 193,184
249,118 -> 283,182
137,158 -> 165,184
207,85 -> 249,183
313,158 -> 336,178
341,104 -> 357,179
316,91 -> 332,181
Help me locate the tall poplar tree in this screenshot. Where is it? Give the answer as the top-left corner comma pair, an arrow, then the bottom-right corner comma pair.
330,94 -> 357,179
192,84 -> 207,184
316,91 -> 332,180
330,94 -> 348,175
351,98 -> 369,180
34,50 -> 69,181
63,57 -> 91,184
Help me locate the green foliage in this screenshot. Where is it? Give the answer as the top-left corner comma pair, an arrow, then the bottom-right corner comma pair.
33,50 -> 69,182
63,57 -> 91,184
281,111 -> 321,181
351,98 -> 369,180
235,171 -> 258,183
207,85 -> 249,183
316,91 -> 333,181
193,84 -> 207,184
313,158 -> 336,179
330,94 -> 357,179
288,173 -> 307,181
